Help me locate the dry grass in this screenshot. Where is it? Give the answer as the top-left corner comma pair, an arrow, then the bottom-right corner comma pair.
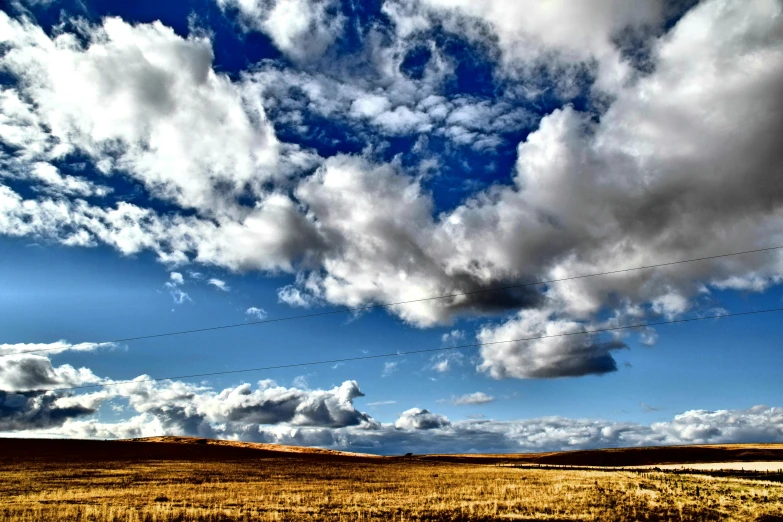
128,436 -> 379,457
2,450 -> 783,521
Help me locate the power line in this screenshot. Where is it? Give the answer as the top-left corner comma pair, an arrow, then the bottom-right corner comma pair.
4,244 -> 782,359
44,306 -> 783,393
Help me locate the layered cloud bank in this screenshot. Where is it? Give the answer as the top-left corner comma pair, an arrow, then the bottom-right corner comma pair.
35,404 -> 783,455
2,353 -> 781,454
0,339 -> 780,453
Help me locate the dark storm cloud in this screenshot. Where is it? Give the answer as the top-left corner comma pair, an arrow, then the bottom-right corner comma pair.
440,271 -> 545,316
478,315 -> 629,380
0,390 -> 97,431
0,352 -> 109,431
0,354 -> 103,392
0,358 -> 61,391
524,340 -> 626,379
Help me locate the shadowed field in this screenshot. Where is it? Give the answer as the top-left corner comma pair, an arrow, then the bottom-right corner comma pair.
1,438 -> 782,521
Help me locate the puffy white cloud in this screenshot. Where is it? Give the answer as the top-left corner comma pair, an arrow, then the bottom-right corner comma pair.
650,406 -> 783,444
0,184 -> 323,272
651,291 -> 689,319
477,308 -> 627,379
0,362 -> 362,437
0,13 -> 288,217
394,407 -> 451,430
33,412 -> 168,440
216,0 -> 345,61
282,0 -> 783,374
245,306 -> 268,319
108,378 -> 376,435
290,155 -> 543,327
372,105 -> 433,135
2,1 -> 783,381
350,94 -> 393,119
384,0 -> 663,91
397,0 -> 662,59
4,376 -> 376,438
281,0 -> 783,378
711,274 -> 780,292
276,0 -> 783,358
294,157 -> 439,320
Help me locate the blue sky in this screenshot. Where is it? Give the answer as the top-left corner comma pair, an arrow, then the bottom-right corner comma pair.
0,0 -> 782,454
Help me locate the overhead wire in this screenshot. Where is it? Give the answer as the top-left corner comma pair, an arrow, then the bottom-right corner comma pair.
3,244 -> 782,359
43,306 -> 783,393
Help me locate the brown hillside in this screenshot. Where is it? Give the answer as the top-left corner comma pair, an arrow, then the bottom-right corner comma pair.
0,437 -> 378,464
1,438 -> 780,467
128,436 -> 379,457
416,443 -> 783,466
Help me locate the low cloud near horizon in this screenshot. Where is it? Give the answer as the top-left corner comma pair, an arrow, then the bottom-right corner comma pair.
0,342 -> 780,455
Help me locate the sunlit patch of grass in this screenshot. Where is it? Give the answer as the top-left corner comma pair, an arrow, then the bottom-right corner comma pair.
1,458 -> 782,521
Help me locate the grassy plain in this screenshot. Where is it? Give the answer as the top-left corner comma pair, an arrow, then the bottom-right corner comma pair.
1,439 -> 782,521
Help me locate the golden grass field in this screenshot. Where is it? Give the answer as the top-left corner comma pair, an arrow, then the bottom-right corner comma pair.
1,438 -> 782,521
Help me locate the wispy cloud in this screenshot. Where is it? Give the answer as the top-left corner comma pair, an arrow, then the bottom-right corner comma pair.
382,361 -> 399,377
442,392 -> 496,406
208,278 -> 230,292
170,289 -> 191,304
277,285 -> 317,307
245,307 -> 267,320
292,375 -> 309,389
441,330 -> 465,346
0,341 -> 115,357
428,352 -> 464,373
163,272 -> 190,304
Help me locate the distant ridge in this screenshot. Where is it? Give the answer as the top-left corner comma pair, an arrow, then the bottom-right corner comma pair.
127,436 -> 379,458
127,438 -> 783,466
1,438 -> 781,466
416,443 -> 783,467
